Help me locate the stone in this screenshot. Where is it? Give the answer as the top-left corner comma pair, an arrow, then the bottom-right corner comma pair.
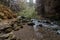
20,16 -> 26,19
9,34 -> 16,40
39,24 -> 43,27
20,26 -> 23,28
45,21 -> 51,24
13,26 -> 21,31
38,20 -> 41,22
4,27 -> 12,33
22,19 -> 28,23
0,19 -> 2,22
27,22 -> 35,26
0,25 -> 12,31
56,30 -> 60,35
0,32 -> 13,39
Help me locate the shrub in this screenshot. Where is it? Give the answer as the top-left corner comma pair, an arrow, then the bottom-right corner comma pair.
17,6 -> 38,19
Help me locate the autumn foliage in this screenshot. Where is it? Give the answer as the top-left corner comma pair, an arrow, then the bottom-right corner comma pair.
0,4 -> 17,19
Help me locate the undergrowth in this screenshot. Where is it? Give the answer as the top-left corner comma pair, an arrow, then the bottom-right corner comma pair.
17,6 -> 38,19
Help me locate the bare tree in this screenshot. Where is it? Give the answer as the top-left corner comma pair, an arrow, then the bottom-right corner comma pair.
36,0 -> 45,16
0,0 -> 20,13
36,0 -> 60,20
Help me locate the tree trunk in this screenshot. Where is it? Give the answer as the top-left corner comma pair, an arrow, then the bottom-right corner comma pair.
36,0 -> 45,16
36,0 -> 60,20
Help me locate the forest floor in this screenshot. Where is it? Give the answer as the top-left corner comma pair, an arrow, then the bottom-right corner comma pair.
13,24 -> 37,40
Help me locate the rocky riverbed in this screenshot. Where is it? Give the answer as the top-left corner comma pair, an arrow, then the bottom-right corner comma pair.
0,16 -> 60,40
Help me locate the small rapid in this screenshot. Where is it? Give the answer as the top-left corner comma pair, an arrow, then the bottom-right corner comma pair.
31,19 -> 60,34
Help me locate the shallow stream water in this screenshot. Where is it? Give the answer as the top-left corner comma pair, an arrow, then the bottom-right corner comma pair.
31,19 -> 60,36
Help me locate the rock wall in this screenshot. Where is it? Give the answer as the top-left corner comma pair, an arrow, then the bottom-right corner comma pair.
36,0 -> 60,20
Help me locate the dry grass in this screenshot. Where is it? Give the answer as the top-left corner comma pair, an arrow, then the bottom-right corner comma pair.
0,4 -> 17,19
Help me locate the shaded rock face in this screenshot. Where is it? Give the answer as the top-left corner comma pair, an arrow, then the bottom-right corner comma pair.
36,0 -> 60,20
0,0 -> 20,13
